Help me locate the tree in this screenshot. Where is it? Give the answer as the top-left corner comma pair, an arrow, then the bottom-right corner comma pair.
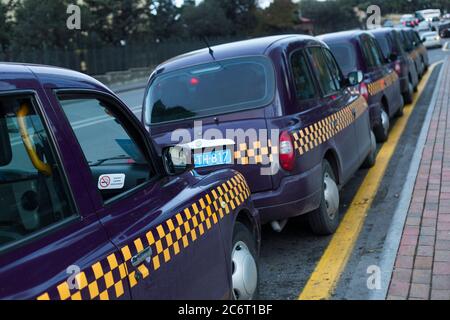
220,0 -> 259,35
299,0 -> 360,35
180,0 -> 234,38
144,0 -> 182,41
257,0 -> 299,34
12,0 -> 81,50
83,0 -> 146,45
0,1 -> 13,52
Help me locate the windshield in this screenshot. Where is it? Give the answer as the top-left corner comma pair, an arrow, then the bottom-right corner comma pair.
145,56 -> 276,125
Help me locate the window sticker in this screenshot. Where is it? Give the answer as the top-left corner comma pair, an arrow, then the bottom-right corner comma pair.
98,174 -> 125,190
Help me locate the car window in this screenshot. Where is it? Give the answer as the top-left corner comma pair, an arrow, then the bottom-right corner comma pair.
374,34 -> 392,59
290,50 -> 317,101
0,94 -> 76,251
322,48 -> 343,90
58,94 -> 154,203
308,47 -> 339,96
364,37 -> 383,67
146,56 -> 276,125
327,42 -> 357,76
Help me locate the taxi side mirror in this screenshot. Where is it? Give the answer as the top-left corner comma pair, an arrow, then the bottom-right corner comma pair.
162,146 -> 195,176
347,70 -> 364,86
0,117 -> 12,166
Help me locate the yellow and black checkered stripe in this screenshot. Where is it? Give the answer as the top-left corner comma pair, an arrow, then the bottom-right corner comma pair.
234,140 -> 278,165
368,71 -> 399,96
37,252 -> 128,300
292,96 -> 367,156
36,173 -> 250,300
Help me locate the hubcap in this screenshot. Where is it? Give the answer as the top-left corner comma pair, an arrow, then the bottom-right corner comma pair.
381,110 -> 390,136
232,241 -> 257,300
323,173 -> 339,220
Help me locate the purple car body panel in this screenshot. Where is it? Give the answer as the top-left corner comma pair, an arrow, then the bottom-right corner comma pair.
319,31 -> 404,132
371,28 -> 420,97
142,35 -> 373,223
0,63 -> 259,300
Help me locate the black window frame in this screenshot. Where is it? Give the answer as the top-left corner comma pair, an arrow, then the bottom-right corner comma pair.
54,89 -> 161,207
0,90 -> 79,255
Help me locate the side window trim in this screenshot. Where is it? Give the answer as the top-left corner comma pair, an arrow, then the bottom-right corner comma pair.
54,89 -> 160,207
0,90 -> 79,255
288,47 -> 320,102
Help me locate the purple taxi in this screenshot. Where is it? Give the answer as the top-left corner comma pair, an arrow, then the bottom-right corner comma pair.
0,63 -> 260,300
318,31 -> 405,142
143,35 -> 377,236
371,28 -> 420,104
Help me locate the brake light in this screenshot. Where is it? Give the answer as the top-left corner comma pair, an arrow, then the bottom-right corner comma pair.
394,61 -> 402,75
279,131 -> 295,171
359,82 -> 369,102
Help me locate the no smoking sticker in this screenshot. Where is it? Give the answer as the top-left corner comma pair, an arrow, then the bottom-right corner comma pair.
98,174 -> 126,190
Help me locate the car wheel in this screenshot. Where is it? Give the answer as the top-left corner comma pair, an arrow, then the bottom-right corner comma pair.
308,160 -> 340,235
404,80 -> 414,104
231,222 -> 259,300
395,95 -> 405,117
362,130 -> 377,169
374,108 -> 390,143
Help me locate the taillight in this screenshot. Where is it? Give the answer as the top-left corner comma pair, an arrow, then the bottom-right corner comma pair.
394,61 -> 402,75
279,131 -> 295,171
359,82 -> 369,102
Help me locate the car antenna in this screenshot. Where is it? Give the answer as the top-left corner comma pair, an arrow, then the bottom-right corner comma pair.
202,36 -> 216,61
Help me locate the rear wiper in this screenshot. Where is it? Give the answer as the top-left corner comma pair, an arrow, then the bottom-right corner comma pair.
89,155 -> 132,167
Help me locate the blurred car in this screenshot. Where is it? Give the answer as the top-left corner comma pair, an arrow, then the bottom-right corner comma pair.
404,28 -> 430,77
421,31 -> 442,48
372,28 -> 419,104
319,31 -> 405,142
383,19 -> 394,28
401,14 -> 418,28
143,35 -> 377,236
438,22 -> 450,38
417,20 -> 431,32
0,63 -> 261,300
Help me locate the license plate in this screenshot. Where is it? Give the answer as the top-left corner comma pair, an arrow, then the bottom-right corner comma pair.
194,149 -> 232,168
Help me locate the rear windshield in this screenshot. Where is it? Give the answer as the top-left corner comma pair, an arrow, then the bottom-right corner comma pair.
326,42 -> 357,76
145,56 -> 275,125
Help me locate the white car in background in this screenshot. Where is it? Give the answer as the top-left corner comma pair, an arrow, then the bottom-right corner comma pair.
421,31 -> 442,48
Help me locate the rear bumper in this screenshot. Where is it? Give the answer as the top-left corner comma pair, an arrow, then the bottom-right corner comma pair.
251,163 -> 322,224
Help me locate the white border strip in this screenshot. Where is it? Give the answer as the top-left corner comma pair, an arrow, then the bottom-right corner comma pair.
370,60 -> 447,300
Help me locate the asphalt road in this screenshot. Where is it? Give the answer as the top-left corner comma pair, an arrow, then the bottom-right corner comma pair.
109,45 -> 449,300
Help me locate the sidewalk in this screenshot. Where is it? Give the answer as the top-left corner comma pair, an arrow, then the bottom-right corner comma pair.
388,57 -> 450,300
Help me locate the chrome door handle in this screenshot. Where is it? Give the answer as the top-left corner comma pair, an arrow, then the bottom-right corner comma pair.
131,246 -> 153,268
352,108 -> 357,118
331,120 -> 338,128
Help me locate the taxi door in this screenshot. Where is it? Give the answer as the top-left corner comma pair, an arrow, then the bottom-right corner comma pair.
0,89 -> 130,300
53,90 -> 231,300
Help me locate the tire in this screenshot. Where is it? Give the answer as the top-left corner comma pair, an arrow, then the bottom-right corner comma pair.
403,80 -> 414,105
231,222 -> 259,300
308,160 -> 340,235
374,108 -> 390,143
395,95 -> 405,117
362,130 -> 377,169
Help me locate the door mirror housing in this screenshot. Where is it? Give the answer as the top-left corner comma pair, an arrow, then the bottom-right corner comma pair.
347,70 -> 364,86
162,146 -> 194,176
